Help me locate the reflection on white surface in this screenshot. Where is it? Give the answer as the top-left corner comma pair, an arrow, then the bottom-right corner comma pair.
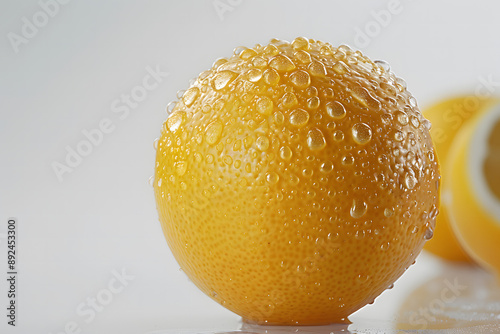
145,258 -> 500,334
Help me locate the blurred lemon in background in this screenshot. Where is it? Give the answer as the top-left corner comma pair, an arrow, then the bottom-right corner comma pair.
154,38 -> 440,325
423,96 -> 497,262
447,102 -> 500,277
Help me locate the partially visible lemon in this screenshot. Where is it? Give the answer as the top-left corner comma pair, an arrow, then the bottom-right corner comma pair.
154,38 -> 440,325
423,96 -> 497,262
447,102 -> 500,277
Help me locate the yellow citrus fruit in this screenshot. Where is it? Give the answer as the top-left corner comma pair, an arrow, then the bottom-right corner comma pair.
154,38 -> 440,325
423,96 -> 497,262
446,102 -> 500,277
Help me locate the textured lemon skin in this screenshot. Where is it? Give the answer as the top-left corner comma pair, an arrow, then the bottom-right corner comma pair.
422,97 -> 497,262
154,38 -> 440,325
447,108 -> 500,277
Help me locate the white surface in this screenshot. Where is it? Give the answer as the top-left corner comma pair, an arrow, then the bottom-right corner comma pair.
1,1 -> 500,333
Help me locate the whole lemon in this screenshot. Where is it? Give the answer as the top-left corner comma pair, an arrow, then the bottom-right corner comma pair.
422,96 -> 497,262
154,38 -> 440,325
446,102 -> 500,277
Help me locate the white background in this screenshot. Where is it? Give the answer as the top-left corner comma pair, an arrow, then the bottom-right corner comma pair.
1,1 -> 500,333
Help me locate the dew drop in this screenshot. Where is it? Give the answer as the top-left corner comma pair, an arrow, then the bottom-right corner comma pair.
233,46 -> 246,56
266,172 -> 279,185
409,96 -> 418,108
397,111 -> 409,126
307,128 -> 327,151
294,50 -> 312,64
411,115 -> 421,128
256,136 -> 270,151
423,119 -> 432,130
332,61 -> 348,74
269,54 -> 296,72
276,192 -> 284,201
302,168 -> 313,177
320,161 -> 334,173
182,87 -> 200,107
247,68 -> 263,82
201,104 -> 211,114
356,274 -> 369,284
350,200 -> 367,219
264,43 -> 279,56
289,108 -> 310,127
153,138 -> 159,150
424,227 -> 434,240
205,120 -> 223,145
306,190 -> 316,198
148,175 -> 154,187
281,92 -> 298,108
308,61 -> 327,77
352,123 -> 372,145
342,153 -> 354,166
174,161 -> 187,176
274,111 -> 285,125
333,130 -> 344,142
394,130 -> 405,142
324,88 -> 334,98
291,37 -> 310,50
289,70 -> 311,89
166,101 -> 177,115
176,90 -> 186,100
288,174 -> 300,185
252,56 -> 267,68
307,96 -> 320,110
223,155 -> 233,166
256,96 -> 273,115
167,111 -> 186,132
405,174 -> 417,190
212,71 -> 238,90
263,68 -> 280,86
239,48 -> 257,60
212,58 -> 227,70
306,86 -> 318,97
279,146 -> 293,160
351,86 -> 380,110
427,151 -> 435,162
326,101 -> 347,119
384,208 -> 393,217
374,60 -> 391,72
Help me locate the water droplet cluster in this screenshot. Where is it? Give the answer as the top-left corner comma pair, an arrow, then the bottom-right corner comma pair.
154,37 -> 440,325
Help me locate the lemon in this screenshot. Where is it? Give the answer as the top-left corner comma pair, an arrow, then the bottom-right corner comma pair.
154,37 -> 440,325
447,102 -> 500,277
423,96 -> 497,262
